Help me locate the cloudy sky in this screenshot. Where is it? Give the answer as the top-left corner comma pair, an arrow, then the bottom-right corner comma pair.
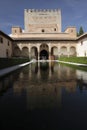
0,0 -> 87,34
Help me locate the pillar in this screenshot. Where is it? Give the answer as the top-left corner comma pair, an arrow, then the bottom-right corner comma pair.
49,43 -> 51,60
37,45 -> 40,60
58,43 -> 61,58
28,44 -> 31,60
67,45 -> 70,57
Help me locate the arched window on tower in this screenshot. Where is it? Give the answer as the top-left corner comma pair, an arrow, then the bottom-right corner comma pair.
42,29 -> 45,33
54,28 -> 56,31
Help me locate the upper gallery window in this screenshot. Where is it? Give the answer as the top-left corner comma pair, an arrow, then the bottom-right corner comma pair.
0,37 -> 3,43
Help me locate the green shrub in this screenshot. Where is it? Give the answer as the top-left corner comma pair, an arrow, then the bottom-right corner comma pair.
58,57 -> 87,71
59,57 -> 87,64
0,57 -> 30,69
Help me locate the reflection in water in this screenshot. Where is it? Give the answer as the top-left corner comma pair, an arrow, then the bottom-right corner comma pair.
25,62 -> 77,110
76,69 -> 87,83
0,76 -> 13,96
0,62 -> 87,129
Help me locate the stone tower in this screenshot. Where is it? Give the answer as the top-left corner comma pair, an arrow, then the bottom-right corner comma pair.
24,9 -> 61,33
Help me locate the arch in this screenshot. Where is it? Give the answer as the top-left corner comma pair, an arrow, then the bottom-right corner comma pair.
40,44 -> 49,60
40,43 -> 48,51
21,47 -> 29,57
70,46 -> 76,56
31,47 -> 38,59
40,50 -> 49,60
60,46 -> 67,56
13,46 -> 21,57
51,46 -> 58,59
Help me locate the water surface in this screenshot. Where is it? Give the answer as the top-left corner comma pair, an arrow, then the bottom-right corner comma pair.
0,62 -> 87,130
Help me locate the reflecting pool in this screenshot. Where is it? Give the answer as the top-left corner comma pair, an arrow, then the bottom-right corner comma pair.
0,62 -> 87,130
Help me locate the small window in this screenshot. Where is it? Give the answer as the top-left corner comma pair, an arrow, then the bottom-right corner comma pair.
20,28 -> 22,33
1,38 -> 3,43
15,30 -> 16,33
71,29 -> 73,32
8,41 -> 9,46
54,28 -> 56,31
81,41 -> 83,45
0,37 -> 3,43
42,29 -> 45,33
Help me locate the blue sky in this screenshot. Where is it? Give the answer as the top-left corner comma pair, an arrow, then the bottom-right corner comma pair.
0,0 -> 87,34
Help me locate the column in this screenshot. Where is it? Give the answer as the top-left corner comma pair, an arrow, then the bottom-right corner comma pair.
58,43 -> 61,58
37,45 -> 40,60
28,44 -> 31,60
67,44 -> 70,57
49,43 -> 51,60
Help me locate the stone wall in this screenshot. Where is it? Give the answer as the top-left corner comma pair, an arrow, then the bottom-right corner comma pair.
0,33 -> 12,58
24,9 -> 61,33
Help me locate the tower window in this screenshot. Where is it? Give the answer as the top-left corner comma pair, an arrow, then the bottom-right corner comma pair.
71,29 -> 73,32
8,41 -> 9,46
0,37 -> 3,43
42,29 -> 45,33
54,28 -> 56,31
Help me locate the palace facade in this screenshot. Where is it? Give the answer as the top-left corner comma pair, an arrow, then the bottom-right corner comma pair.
0,9 -> 87,59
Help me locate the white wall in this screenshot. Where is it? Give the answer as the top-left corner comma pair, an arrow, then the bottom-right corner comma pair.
77,38 -> 87,57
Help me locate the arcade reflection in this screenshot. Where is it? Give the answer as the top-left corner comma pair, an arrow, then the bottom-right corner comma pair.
0,62 -> 87,109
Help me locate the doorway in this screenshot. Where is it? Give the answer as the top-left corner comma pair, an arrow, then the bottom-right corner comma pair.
40,50 -> 49,60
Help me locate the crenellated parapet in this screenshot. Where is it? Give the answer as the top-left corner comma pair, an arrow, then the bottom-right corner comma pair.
25,9 -> 61,13
24,9 -> 61,33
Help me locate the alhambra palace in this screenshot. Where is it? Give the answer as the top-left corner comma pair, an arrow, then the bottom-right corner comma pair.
0,9 -> 87,59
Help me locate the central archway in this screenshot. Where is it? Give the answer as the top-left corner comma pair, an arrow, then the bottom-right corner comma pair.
40,50 -> 49,60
